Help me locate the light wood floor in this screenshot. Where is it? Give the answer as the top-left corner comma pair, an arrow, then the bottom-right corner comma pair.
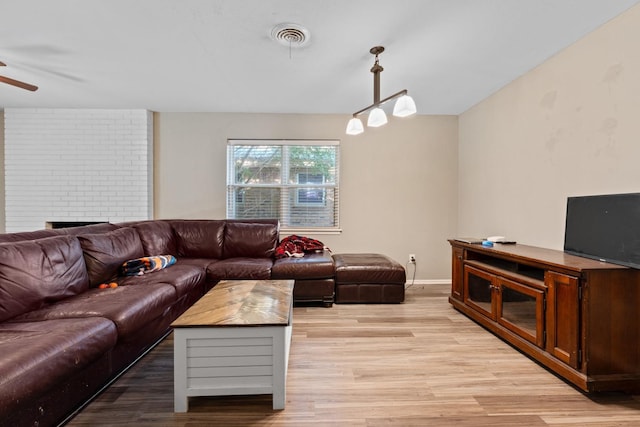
67,284 -> 640,426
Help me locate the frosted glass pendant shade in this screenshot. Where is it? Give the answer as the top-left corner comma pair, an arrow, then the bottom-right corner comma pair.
367,107 -> 388,127
392,94 -> 417,117
346,117 -> 364,135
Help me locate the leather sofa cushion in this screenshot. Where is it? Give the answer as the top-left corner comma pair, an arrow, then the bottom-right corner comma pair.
11,283 -> 177,339
174,257 -> 218,270
132,220 -> 177,256
223,222 -> 278,259
174,258 -> 221,288
271,251 -> 335,280
170,220 -> 225,259
333,253 -> 406,284
207,258 -> 273,281
77,227 -> 144,287
0,317 -> 117,417
0,236 -> 90,322
117,263 -> 205,298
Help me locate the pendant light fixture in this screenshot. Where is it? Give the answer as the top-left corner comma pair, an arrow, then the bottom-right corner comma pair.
345,46 -> 417,135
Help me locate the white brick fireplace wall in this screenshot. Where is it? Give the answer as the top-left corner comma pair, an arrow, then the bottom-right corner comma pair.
4,108 -> 153,232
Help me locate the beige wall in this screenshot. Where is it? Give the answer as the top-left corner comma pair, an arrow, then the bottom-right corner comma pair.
154,112 -> 458,281
458,4 -> 640,250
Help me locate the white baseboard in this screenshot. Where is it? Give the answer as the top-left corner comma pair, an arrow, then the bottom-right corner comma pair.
405,279 -> 451,287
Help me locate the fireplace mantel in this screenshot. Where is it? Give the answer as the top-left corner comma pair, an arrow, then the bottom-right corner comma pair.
46,221 -> 107,230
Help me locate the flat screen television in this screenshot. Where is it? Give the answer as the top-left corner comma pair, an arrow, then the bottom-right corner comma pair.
564,192 -> 640,269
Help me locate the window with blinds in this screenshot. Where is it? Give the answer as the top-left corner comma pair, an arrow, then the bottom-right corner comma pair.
226,139 -> 340,233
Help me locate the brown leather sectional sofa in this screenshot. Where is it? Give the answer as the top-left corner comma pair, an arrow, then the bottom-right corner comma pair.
0,219 -> 339,427
0,219 -> 408,426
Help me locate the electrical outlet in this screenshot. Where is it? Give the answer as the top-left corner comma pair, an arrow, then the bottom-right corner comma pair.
409,254 -> 416,263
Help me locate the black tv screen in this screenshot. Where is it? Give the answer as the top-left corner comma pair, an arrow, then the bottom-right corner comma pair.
564,192 -> 640,269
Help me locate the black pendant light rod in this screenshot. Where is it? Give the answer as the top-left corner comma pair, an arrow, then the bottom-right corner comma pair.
371,46 -> 384,105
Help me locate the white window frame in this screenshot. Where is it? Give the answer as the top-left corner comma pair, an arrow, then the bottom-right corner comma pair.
227,139 -> 341,234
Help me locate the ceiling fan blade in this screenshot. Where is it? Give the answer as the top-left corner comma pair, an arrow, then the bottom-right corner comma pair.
0,75 -> 38,91
0,61 -> 6,66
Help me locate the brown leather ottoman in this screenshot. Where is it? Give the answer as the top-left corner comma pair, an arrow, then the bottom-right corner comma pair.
332,253 -> 405,303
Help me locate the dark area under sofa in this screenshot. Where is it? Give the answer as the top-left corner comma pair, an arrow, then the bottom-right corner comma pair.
0,219 -> 404,426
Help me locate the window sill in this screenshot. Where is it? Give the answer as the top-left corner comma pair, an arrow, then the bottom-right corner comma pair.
280,227 -> 342,235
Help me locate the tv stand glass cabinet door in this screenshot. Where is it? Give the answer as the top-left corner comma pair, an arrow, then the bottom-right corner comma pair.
497,276 -> 544,348
464,264 -> 545,348
464,264 -> 496,320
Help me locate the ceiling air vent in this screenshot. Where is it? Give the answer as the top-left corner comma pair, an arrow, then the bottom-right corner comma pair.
270,23 -> 310,48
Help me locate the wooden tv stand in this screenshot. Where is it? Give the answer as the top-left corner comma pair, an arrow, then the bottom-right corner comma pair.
449,240 -> 640,393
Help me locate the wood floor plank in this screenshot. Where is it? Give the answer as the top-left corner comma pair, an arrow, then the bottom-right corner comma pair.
66,284 -> 640,426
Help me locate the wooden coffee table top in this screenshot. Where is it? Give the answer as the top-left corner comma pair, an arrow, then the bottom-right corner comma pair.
171,279 -> 294,328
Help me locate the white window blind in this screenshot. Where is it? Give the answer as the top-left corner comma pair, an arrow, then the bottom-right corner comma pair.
227,139 -> 340,233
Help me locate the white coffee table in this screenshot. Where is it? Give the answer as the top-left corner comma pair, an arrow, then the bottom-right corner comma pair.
171,279 -> 294,412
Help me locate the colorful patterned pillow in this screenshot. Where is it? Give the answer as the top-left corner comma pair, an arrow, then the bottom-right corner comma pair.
121,255 -> 176,276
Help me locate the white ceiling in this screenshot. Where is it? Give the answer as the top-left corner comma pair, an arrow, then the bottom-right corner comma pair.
1,0 -> 638,114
